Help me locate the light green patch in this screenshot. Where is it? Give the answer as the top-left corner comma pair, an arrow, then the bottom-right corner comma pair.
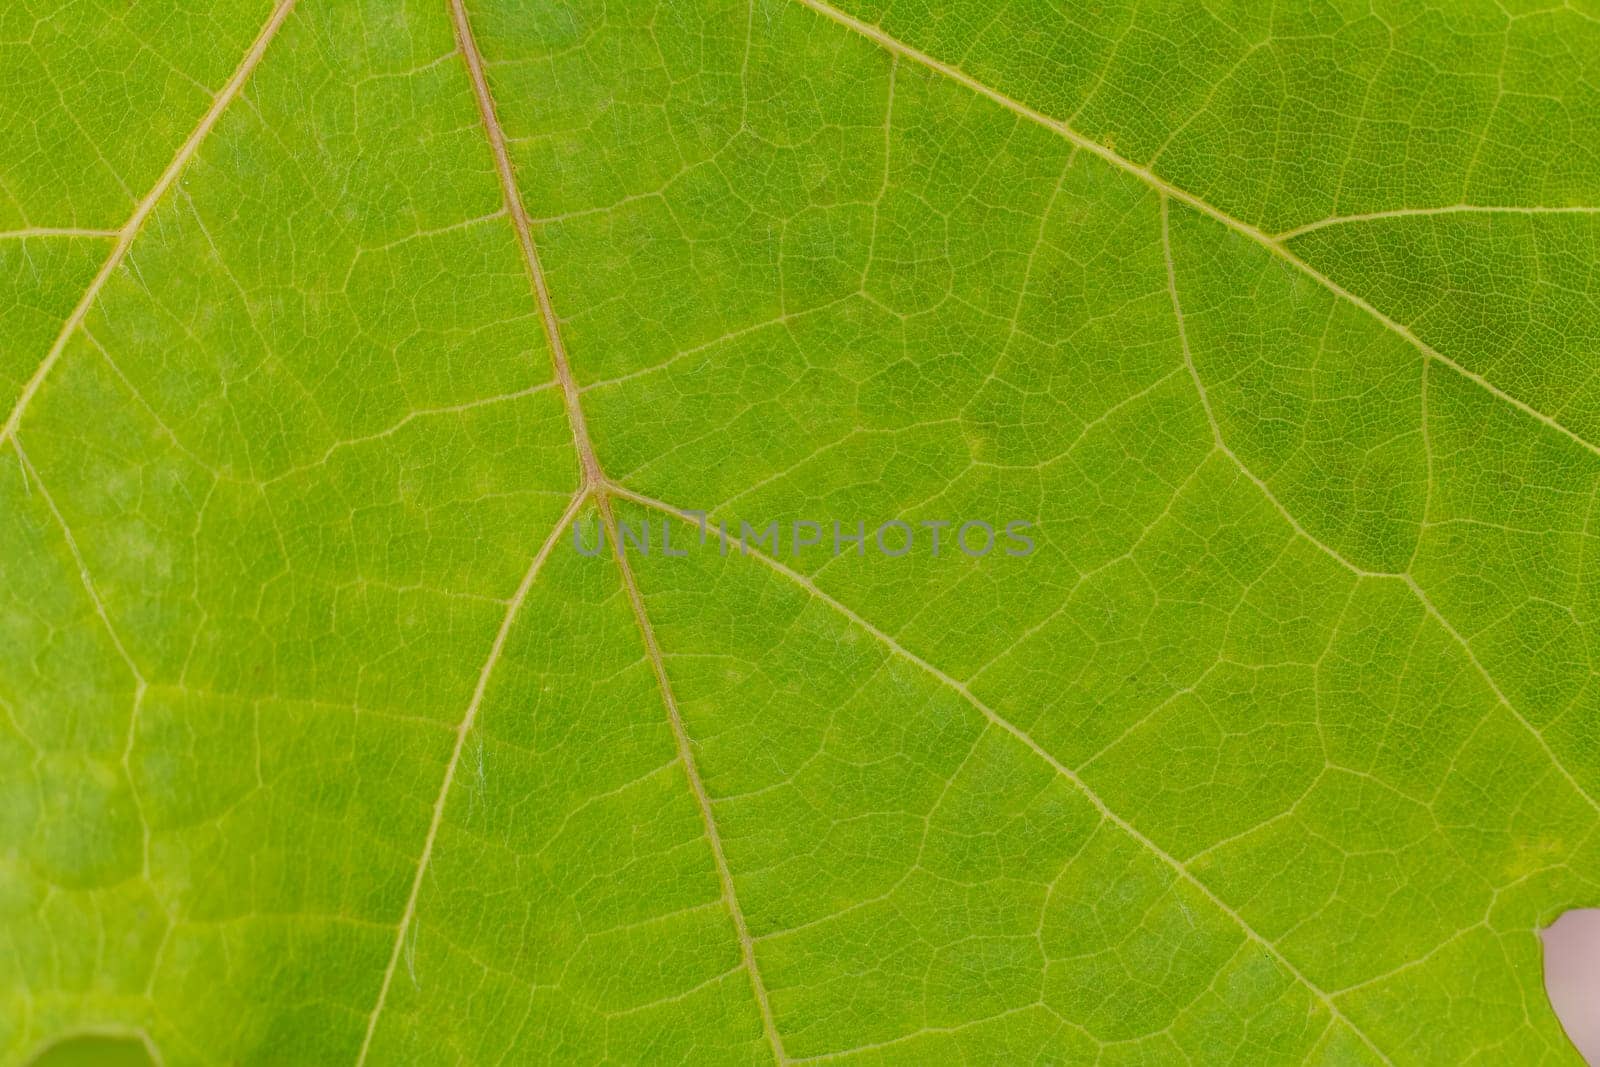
0,237 -> 108,414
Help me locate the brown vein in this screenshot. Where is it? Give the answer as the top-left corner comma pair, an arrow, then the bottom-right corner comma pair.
354,2 -> 790,1062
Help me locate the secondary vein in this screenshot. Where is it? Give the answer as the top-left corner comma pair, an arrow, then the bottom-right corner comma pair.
355,489 -> 585,1065
0,0 -> 299,449
1161,195 -> 1600,820
611,482 -> 1394,1066
789,0 -> 1600,465
1278,203 -> 1600,240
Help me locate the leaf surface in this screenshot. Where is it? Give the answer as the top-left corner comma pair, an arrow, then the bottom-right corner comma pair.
3,0 -> 1599,1063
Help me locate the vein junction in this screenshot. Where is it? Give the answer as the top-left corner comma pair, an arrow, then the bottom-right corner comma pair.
362,0 -> 1600,1061
10,0 -> 1598,1061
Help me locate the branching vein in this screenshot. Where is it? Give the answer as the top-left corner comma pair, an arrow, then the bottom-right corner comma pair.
609,482 -> 1395,1066
1161,194 -> 1600,820
790,0 -> 1600,464
0,0 -> 299,450
360,3 -> 792,1062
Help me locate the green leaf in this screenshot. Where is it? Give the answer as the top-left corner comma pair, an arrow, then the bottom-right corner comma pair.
4,0 -> 1599,1063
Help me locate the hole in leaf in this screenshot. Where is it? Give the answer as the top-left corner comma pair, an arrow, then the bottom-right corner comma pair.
27,1033 -> 156,1067
1544,909 -> 1600,1064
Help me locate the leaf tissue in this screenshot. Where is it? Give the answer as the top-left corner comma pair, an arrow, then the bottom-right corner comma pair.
3,0 -> 1599,1062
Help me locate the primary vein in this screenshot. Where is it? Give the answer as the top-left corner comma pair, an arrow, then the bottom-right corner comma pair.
445,0 -> 601,491
357,3 -> 792,1062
